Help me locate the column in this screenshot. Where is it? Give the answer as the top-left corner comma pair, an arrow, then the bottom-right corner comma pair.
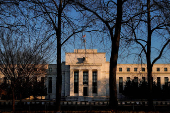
88,69 -> 92,96
79,70 -> 83,96
70,70 -> 74,96
97,69 -> 101,96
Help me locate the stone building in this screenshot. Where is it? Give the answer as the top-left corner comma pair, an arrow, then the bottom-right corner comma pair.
45,49 -> 170,101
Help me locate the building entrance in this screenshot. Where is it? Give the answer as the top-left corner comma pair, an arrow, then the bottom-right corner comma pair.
83,87 -> 88,96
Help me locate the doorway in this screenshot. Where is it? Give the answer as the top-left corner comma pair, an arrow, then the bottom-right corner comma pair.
83,87 -> 88,96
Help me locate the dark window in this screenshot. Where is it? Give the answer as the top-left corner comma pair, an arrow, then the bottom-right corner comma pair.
48,77 -> 52,93
127,68 -> 130,72
49,68 -> 52,72
134,68 -> 137,72
41,77 -> 45,87
83,71 -> 88,85
92,71 -> 97,93
134,77 -> 138,87
142,77 -> 145,83
165,77 -> 168,85
74,71 -> 79,93
157,68 -> 160,71
119,77 -> 123,93
119,68 -> 122,72
164,68 -> 167,72
157,77 -> 161,88
142,68 -> 145,72
83,87 -> 88,96
127,77 -> 130,81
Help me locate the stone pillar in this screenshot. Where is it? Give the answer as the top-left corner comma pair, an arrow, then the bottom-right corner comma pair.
70,70 -> 74,96
79,70 -> 83,96
97,69 -> 101,96
88,69 -> 92,96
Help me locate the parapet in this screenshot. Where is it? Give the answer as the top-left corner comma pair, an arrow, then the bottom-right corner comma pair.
74,49 -> 97,53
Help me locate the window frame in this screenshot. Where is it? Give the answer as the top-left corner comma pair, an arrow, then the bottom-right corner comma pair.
134,68 -> 137,72
127,68 -> 130,72
74,71 -> 79,93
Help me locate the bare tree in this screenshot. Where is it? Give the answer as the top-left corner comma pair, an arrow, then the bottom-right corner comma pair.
20,0 -> 88,110
125,0 -> 170,109
70,0 -> 129,110
0,28 -> 53,111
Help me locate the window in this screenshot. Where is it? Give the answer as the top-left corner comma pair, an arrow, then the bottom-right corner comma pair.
157,77 -> 161,88
74,71 -> 79,93
41,77 -> 45,87
127,68 -> 130,72
157,68 -> 160,72
127,77 -> 130,82
164,68 -> 168,72
142,77 -> 145,83
119,68 -> 122,72
119,77 -> 123,93
83,71 -> 88,85
134,68 -> 137,72
92,71 -> 97,93
48,77 -> 52,93
49,68 -> 52,73
142,68 -> 145,72
164,77 -> 168,85
134,77 -> 138,87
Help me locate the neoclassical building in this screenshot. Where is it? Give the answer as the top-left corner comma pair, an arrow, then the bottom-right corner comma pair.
0,49 -> 170,100
45,49 -> 170,101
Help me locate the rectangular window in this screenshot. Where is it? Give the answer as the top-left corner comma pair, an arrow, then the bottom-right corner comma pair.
92,71 -> 97,94
83,71 -> 88,85
134,77 -> 138,87
142,68 -> 145,72
157,68 -> 160,72
134,68 -> 137,72
74,71 -> 79,93
119,68 -> 122,72
164,68 -> 167,72
157,77 -> 161,88
164,77 -> 168,85
119,77 -> 123,93
49,68 -> 52,73
127,68 -> 130,72
41,77 -> 45,85
127,77 -> 130,82
142,77 -> 145,83
48,77 -> 52,93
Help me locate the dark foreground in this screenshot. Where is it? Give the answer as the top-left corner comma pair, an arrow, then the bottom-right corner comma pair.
0,104 -> 170,112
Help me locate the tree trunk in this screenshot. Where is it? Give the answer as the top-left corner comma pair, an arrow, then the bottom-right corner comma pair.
56,0 -> 62,111
109,0 -> 122,110
147,0 -> 153,110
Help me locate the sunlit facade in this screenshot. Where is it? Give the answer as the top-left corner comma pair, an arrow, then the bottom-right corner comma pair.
1,49 -> 170,101
45,49 -> 170,101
